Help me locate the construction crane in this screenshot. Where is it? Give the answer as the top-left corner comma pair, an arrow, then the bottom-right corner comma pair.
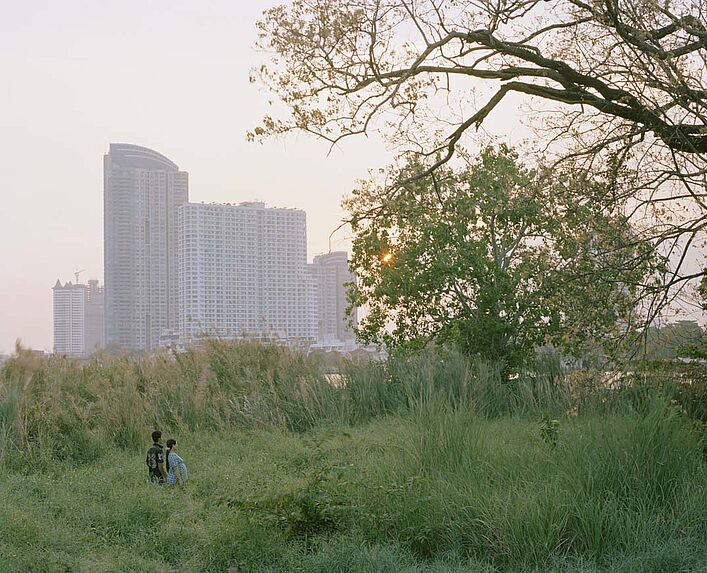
73,269 -> 86,284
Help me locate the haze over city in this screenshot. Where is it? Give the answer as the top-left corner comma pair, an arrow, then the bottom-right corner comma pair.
0,1 -> 402,354
2,1 -> 702,355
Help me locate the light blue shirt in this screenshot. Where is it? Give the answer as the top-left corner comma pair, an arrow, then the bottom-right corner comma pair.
167,452 -> 188,485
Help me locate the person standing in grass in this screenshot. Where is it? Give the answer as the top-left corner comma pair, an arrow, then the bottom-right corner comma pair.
166,438 -> 188,486
146,430 -> 167,484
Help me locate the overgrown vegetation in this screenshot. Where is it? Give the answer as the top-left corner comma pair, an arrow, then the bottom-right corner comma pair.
252,0 -> 707,322
0,342 -> 704,572
346,146 -> 664,367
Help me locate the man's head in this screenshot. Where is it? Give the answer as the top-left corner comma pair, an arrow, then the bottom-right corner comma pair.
151,430 -> 162,444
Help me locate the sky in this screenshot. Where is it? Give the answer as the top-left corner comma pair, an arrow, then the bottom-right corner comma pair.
1,1 -> 701,354
0,0 -> 532,355
0,0 -> 395,354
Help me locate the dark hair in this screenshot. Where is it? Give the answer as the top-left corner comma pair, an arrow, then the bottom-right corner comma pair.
151,430 -> 162,443
166,439 -> 177,471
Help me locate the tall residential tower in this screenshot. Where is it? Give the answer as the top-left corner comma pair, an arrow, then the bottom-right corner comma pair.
53,281 -> 86,357
177,202 -> 313,343
308,252 -> 357,344
52,278 -> 104,357
104,144 -> 188,352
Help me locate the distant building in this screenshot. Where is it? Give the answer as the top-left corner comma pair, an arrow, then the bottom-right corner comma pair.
52,279 -> 104,358
177,202 -> 314,343
53,280 -> 85,356
104,143 -> 188,352
308,251 -> 357,345
27,350 -> 50,358
84,279 -> 104,353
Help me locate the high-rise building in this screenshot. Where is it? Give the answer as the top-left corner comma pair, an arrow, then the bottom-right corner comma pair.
104,144 -> 188,352
53,279 -> 105,357
53,280 -> 86,357
177,202 -> 314,343
308,252 -> 357,344
84,279 -> 104,353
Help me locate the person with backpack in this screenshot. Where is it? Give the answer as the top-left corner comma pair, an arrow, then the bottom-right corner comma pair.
146,430 -> 167,484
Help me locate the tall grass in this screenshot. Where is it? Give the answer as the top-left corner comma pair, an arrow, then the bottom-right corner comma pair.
0,343 -> 566,470
332,398 -> 705,567
1,400 -> 702,572
1,341 -> 702,473
0,343 -> 704,571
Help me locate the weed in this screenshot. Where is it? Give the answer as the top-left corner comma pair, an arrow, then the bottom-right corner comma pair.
540,412 -> 560,447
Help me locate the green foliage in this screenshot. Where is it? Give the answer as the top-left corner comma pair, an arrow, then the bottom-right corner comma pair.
231,463 -> 354,541
0,343 -> 573,473
635,362 -> 707,423
539,412 -> 560,447
346,146 -> 664,367
0,400 -> 704,572
0,345 -> 705,571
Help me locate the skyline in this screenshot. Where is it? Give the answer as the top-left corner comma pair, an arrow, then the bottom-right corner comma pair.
0,1 -> 398,354
1,134 -> 377,354
51,190 -> 357,355
0,1 -> 533,354
2,1 -> 702,354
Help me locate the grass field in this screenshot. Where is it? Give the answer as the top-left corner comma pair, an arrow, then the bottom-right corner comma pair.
0,344 -> 705,572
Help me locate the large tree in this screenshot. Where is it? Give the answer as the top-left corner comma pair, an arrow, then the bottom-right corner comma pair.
346,145 -> 664,366
251,0 -> 706,322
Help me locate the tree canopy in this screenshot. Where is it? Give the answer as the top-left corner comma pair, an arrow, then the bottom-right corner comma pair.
346,145 -> 664,365
252,0 -> 706,321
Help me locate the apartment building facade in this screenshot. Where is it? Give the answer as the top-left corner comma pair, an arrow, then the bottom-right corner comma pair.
84,279 -> 105,353
177,202 -> 314,343
52,279 -> 104,357
308,251 -> 357,344
53,280 -> 86,357
104,143 -> 188,351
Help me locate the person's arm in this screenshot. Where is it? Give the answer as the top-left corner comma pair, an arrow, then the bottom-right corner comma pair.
174,463 -> 183,485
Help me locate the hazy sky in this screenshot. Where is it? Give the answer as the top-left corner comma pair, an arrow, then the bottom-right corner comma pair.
0,0 -> 532,354
0,1 -> 386,353
2,2 -> 699,354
